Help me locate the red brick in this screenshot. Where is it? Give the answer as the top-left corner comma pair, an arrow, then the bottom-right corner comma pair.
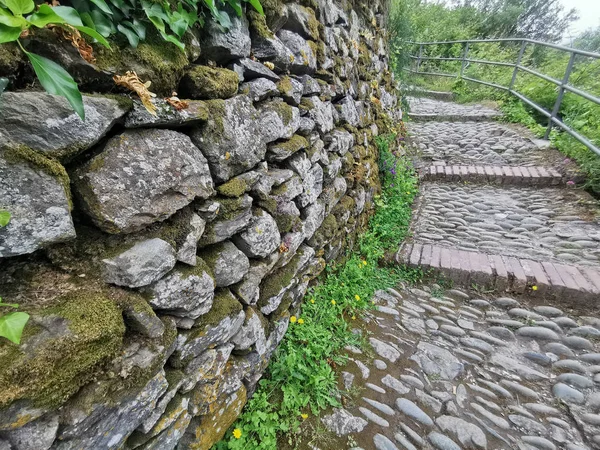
440,247 -> 453,270
520,259 -> 550,294
536,167 -> 551,184
553,263 -> 580,292
430,246 -> 442,268
528,166 -> 541,184
420,245 -> 433,270
541,262 -> 566,296
489,254 -> 509,292
580,266 -> 600,294
409,243 -> 423,267
503,256 -> 527,293
562,264 -> 595,297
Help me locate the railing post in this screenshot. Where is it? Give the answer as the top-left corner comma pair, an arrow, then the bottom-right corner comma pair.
460,42 -> 469,77
509,40 -> 527,90
545,51 -> 576,139
416,44 -> 423,73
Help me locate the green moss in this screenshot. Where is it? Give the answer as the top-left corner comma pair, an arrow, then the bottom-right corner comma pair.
204,99 -> 227,138
265,101 -> 294,126
299,97 -> 315,113
308,214 -> 338,248
0,291 -> 125,410
303,7 -> 321,41
95,34 -> 189,95
274,213 -> 302,234
307,40 -> 318,62
0,42 -> 22,76
258,248 -> 306,306
179,66 -> 239,100
217,178 -> 248,198
194,289 -> 242,329
247,10 -> 274,39
215,196 -> 249,221
276,76 -> 294,97
178,257 -> 215,282
271,134 -> 308,157
88,93 -> 134,111
3,146 -> 72,209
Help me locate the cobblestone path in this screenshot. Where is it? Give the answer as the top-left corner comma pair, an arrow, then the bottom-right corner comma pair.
316,96 -> 600,449
401,96 -> 600,299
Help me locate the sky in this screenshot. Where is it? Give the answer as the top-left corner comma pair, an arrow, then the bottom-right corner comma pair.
560,0 -> 600,39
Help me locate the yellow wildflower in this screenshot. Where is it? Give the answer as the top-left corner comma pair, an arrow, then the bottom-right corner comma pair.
298,318 -> 305,324
301,413 -> 308,420
310,299 -> 315,304
233,429 -> 242,439
355,295 -> 361,301
290,316 -> 297,323
331,300 -> 336,305
362,260 -> 367,266
352,315 -> 356,320
532,285 -> 538,291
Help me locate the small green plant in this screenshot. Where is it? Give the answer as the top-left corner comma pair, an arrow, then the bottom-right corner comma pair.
0,209 -> 10,227
215,135 -> 419,449
0,297 -> 29,345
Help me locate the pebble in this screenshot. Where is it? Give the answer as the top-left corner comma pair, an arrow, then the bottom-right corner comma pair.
400,375 -> 425,389
487,326 -> 516,340
556,373 -> 594,389
381,375 -> 410,394
373,433 -> 398,450
362,398 -> 395,416
523,351 -> 553,367
523,403 -> 561,416
342,372 -> 355,390
359,407 -> 390,427
353,359 -> 371,379
487,318 -> 525,328
521,436 -> 556,450
494,297 -> 520,308
552,382 -> 585,404
428,432 -> 461,450
460,337 -> 494,354
399,423 -> 424,446
457,319 -> 475,330
552,317 -> 578,328
370,338 -> 402,363
470,402 -> 510,429
509,414 -> 547,434
543,342 -> 575,357
516,326 -> 560,341
396,398 -> 434,426
374,359 -> 388,370
478,379 -> 514,399
569,326 -> 600,338
500,380 -> 539,399
440,325 -> 466,337
563,336 -> 594,351
533,306 -> 563,317
553,359 -> 588,374
509,308 -> 544,320
581,353 -> 600,364
581,413 -> 600,426
366,383 -> 386,394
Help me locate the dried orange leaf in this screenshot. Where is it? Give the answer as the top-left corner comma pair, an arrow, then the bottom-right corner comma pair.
51,25 -> 95,64
113,71 -> 157,116
165,92 -> 189,111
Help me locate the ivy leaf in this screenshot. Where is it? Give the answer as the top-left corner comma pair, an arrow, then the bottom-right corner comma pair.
89,9 -> 115,36
0,209 -> 10,227
0,7 -> 28,27
4,0 -> 34,15
117,22 -> 139,47
27,4 -> 83,28
0,311 -> 29,344
0,22 -> 21,43
245,0 -> 264,15
89,0 -> 113,15
25,51 -> 85,120
74,25 -> 110,47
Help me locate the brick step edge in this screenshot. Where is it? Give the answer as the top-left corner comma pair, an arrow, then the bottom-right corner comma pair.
409,90 -> 455,101
420,164 -> 564,186
397,243 -> 600,301
407,112 -> 501,122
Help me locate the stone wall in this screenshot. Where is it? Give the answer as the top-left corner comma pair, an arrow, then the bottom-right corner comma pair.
0,0 -> 400,447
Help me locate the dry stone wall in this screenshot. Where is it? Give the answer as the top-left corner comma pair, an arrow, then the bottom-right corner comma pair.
0,0 -> 400,447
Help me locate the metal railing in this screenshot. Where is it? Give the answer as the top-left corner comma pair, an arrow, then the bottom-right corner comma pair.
405,38 -> 600,157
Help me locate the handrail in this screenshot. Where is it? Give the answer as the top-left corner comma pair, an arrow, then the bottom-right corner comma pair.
405,38 -> 600,157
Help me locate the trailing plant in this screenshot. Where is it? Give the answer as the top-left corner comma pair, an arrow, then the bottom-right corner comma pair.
0,209 -> 9,227
215,134 -> 419,449
0,0 -> 264,119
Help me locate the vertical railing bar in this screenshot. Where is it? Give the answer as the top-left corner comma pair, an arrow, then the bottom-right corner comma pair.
417,44 -> 423,73
545,51 -> 576,139
460,42 -> 469,77
509,40 -> 526,90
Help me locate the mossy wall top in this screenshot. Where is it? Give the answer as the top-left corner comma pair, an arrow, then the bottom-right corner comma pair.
0,0 -> 401,447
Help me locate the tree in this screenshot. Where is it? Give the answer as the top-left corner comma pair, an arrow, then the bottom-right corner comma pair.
574,26 -> 600,53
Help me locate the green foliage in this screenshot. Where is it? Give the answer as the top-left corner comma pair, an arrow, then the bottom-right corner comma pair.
215,135 -> 419,449
0,297 -> 29,345
0,0 -> 264,118
0,209 -> 9,227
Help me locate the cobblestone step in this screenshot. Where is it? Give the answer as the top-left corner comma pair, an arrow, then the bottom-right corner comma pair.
407,87 -> 455,101
397,243 -> 600,301
407,97 -> 501,122
420,164 -> 565,186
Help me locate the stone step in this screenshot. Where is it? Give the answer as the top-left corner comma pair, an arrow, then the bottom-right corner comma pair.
407,97 -> 500,122
420,164 -> 564,186
397,243 -> 600,301
407,87 -> 455,102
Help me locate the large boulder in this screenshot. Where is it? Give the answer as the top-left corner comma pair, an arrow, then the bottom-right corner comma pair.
202,241 -> 250,288
74,129 -> 214,234
143,259 -> 216,319
283,5 -> 320,40
0,147 -> 75,258
277,30 -> 317,74
0,92 -> 130,162
190,96 -> 265,183
103,238 -> 177,288
200,11 -> 251,64
232,209 -> 281,258
250,33 -> 294,73
124,99 -> 209,129
178,66 -> 239,100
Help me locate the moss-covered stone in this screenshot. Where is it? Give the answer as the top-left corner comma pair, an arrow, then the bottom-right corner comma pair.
95,35 -> 189,95
258,247 -> 307,308
217,178 -> 248,198
3,145 -> 72,209
0,290 -> 125,410
179,66 -> 239,100
0,42 -> 24,78
193,289 -> 242,329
